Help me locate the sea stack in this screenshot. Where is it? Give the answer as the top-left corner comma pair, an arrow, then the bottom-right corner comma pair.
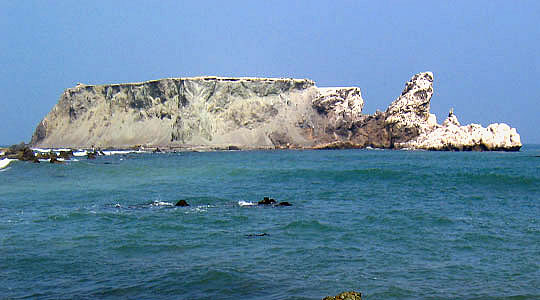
30,73 -> 521,151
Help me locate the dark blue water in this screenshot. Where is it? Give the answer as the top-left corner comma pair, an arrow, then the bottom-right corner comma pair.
1,146 -> 539,299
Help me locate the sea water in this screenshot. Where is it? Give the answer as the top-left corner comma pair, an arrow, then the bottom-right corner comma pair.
1,146 -> 539,299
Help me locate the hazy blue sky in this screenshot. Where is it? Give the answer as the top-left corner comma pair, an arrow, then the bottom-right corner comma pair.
1,1 -> 539,144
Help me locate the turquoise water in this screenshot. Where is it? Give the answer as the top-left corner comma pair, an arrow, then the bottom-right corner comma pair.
1,146 -> 539,299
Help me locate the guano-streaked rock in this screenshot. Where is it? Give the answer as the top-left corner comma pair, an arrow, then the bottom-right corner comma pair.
30,73 -> 522,151
397,112 -> 522,151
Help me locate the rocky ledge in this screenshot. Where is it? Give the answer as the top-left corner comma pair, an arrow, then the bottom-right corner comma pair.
30,73 -> 521,151
323,291 -> 362,300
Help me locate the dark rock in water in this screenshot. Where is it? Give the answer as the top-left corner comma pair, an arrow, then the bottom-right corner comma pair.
7,142 -> 27,153
227,145 -> 240,150
323,291 -> 362,300
153,147 -> 162,153
258,197 -> 276,205
277,201 -> 292,206
5,143 -> 36,161
314,141 -> 363,150
246,233 -> 269,237
49,152 -> 63,164
58,150 -> 73,160
36,152 -> 51,160
175,200 -> 190,207
87,151 -> 97,159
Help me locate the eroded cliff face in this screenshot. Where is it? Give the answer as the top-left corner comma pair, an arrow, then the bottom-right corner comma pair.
31,73 -> 522,151
32,77 -> 319,148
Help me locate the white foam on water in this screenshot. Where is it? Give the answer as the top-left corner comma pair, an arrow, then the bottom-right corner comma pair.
194,206 -> 208,212
238,200 -> 256,206
0,158 -> 16,170
73,149 -> 149,156
32,148 -> 51,153
73,151 -> 88,157
102,150 -> 133,156
54,148 -> 72,152
151,201 -> 173,206
0,151 -> 4,156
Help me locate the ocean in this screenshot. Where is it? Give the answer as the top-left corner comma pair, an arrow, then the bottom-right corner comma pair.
1,146 -> 539,299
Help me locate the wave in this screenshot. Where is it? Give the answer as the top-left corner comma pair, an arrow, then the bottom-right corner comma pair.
238,200 -> 256,206
102,150 -> 139,156
456,172 -> 539,190
282,220 -> 340,233
33,148 -> 150,157
262,168 -> 405,183
73,150 -> 88,157
0,158 -> 16,170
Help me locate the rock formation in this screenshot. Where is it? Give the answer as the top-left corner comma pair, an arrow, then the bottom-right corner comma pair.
30,73 -> 522,151
2,143 -> 38,162
398,111 -> 522,151
323,291 -> 362,300
175,200 -> 190,207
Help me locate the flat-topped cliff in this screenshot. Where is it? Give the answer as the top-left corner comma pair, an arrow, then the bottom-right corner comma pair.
30,73 -> 522,151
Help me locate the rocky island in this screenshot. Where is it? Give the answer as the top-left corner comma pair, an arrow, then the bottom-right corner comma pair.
30,72 -> 521,151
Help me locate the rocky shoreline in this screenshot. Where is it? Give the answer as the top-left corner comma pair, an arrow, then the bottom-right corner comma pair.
29,72 -> 521,151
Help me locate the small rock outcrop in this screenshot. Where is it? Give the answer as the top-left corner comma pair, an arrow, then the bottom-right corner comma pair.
30,73 -> 521,151
256,197 -> 292,207
3,143 -> 38,162
258,197 -> 277,205
323,291 -> 362,300
175,200 -> 190,207
49,152 -> 62,164
245,233 -> 269,237
397,110 -> 522,151
87,151 -> 98,159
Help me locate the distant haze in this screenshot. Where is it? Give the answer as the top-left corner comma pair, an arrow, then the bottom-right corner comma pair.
1,1 -> 538,144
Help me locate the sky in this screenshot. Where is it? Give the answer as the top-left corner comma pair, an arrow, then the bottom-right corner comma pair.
1,0 -> 539,144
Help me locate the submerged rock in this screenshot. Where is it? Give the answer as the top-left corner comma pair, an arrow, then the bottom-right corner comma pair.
255,197 -> 292,207
30,73 -> 521,151
175,200 -> 190,207
246,233 -> 269,237
323,291 -> 362,300
258,197 -> 277,205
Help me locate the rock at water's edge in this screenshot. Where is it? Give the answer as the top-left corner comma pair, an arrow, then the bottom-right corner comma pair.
323,291 -> 362,300
175,200 -> 190,207
30,74 -> 521,151
398,111 -> 522,151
